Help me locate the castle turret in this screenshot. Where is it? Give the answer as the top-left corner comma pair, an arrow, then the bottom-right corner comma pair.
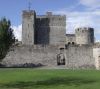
75,27 -> 94,45
22,10 -> 36,45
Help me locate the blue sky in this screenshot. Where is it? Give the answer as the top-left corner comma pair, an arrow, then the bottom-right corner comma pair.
0,0 -> 100,41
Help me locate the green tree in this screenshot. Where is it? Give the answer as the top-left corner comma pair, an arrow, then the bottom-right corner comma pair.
0,18 -> 15,60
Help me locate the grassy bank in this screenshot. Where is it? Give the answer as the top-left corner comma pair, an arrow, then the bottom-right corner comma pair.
0,68 -> 100,89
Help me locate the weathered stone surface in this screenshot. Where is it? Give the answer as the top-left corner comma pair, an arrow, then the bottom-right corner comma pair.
93,48 -> 100,70
22,10 -> 66,46
1,10 -> 97,69
75,27 -> 94,45
2,45 -> 59,67
36,14 -> 66,46
66,34 -> 75,45
66,27 -> 94,45
65,45 -> 95,69
22,10 -> 36,45
1,45 -> 95,69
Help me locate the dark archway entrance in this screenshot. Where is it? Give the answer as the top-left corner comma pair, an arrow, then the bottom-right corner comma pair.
57,53 -> 65,65
72,42 -> 75,45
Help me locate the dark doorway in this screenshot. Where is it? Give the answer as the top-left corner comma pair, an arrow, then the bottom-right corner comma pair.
57,53 -> 65,65
72,42 -> 75,45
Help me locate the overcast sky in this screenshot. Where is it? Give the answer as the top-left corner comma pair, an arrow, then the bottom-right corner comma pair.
0,0 -> 100,41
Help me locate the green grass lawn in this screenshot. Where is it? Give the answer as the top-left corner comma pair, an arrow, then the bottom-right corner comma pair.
0,68 -> 100,89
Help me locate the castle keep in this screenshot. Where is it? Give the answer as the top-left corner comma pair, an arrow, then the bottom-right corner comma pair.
1,9 -> 100,69
22,10 -> 66,46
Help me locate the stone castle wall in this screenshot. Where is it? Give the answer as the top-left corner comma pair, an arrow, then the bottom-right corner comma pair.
1,45 -> 95,69
65,45 -> 95,69
65,27 -> 94,45
66,34 -> 75,45
1,45 -> 59,67
93,48 -> 100,70
75,27 -> 94,45
22,10 -> 36,45
1,10 -> 96,69
36,14 -> 66,46
22,10 -> 66,46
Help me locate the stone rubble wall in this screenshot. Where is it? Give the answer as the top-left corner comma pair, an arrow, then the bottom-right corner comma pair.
65,45 -> 95,69
1,45 -> 59,67
1,45 -> 96,69
93,48 -> 100,70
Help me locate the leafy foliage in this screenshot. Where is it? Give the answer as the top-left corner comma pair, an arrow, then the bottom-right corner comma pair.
0,18 -> 15,60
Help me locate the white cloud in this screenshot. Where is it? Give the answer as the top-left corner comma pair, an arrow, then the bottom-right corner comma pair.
54,9 -> 100,40
11,7 -> 100,41
66,16 -> 93,33
79,0 -> 100,9
12,24 -> 22,41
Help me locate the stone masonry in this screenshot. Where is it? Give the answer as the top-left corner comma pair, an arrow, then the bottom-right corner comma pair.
22,10 -> 66,46
1,9 -> 99,69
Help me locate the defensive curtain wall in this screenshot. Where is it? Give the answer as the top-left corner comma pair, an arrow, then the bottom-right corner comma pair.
0,10 -> 98,69
1,44 -> 95,69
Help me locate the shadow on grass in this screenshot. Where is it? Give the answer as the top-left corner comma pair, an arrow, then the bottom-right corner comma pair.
0,77 -> 96,88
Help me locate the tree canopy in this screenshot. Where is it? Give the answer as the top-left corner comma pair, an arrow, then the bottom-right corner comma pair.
0,18 -> 15,60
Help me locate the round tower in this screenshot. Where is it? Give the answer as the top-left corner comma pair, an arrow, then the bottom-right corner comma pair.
75,27 -> 94,45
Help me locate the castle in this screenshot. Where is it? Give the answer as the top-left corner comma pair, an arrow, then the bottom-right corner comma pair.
1,10 -> 100,69
66,27 -> 94,45
22,10 -> 66,46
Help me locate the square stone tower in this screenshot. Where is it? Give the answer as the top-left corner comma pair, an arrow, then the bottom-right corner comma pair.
75,27 -> 94,45
22,10 -> 36,45
36,12 -> 66,47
